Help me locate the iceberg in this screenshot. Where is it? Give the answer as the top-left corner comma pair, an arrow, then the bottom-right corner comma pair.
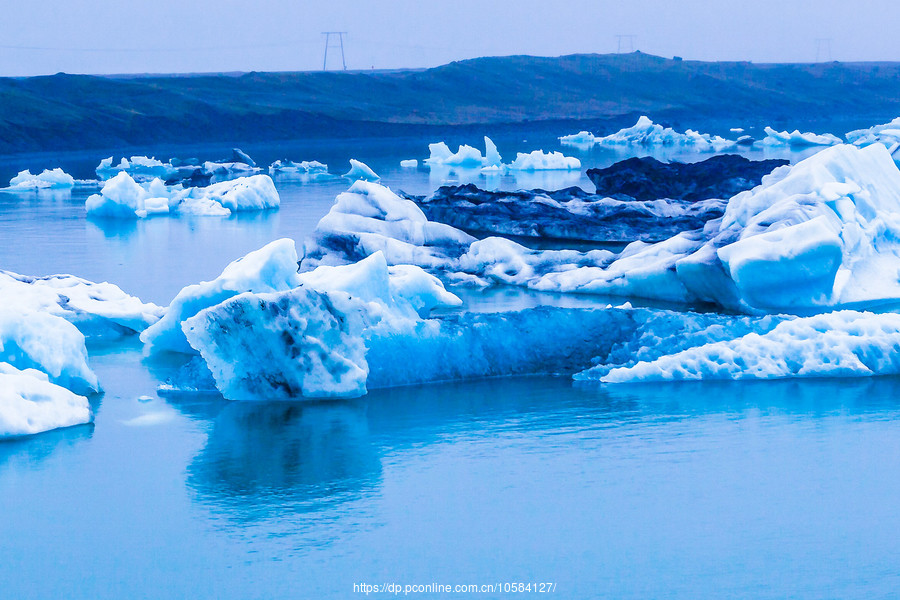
141,238 -> 302,355
424,137 -> 502,168
86,172 -> 171,219
181,252 -> 460,399
0,363 -> 92,438
559,131 -> 596,147
598,310 -> 900,382
507,150 -> 580,171
586,155 -> 789,201
269,159 -> 328,174
268,159 -> 335,181
761,126 -> 841,147
305,145 -> 900,313
594,116 -> 737,152
0,270 -> 162,337
0,309 -> 99,395
300,180 -> 475,270
408,183 -> 726,243
536,144 -> 900,312
845,118 -> 900,159
86,172 -> 279,219
96,156 -> 179,182
343,159 -> 380,182
400,159 -> 418,168
5,168 -> 75,191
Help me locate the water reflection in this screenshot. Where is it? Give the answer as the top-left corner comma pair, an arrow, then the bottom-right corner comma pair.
0,419 -> 94,472
176,374 -> 900,531
183,399 -> 381,523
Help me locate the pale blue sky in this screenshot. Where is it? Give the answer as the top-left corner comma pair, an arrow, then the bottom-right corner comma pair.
2,0 -> 899,76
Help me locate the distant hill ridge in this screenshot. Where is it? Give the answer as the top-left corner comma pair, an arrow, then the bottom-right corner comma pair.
2,52 -> 900,154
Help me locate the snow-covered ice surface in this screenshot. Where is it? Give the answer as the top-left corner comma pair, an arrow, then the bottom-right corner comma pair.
86,172 -> 279,218
597,310 -> 900,382
587,116 -> 737,152
0,270 -> 162,338
761,126 -> 842,147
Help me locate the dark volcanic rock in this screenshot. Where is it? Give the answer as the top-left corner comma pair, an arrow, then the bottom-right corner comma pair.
405,184 -> 726,244
586,154 -> 788,201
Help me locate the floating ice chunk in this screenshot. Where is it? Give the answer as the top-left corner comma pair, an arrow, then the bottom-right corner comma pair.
0,270 -> 163,337
86,172 -> 169,219
268,159 -> 334,181
559,131 -> 596,146
424,137 -> 501,168
5,168 -> 75,191
96,156 -> 178,181
484,137 -> 502,167
0,363 -> 92,438
845,118 -> 900,159
400,159 -> 418,168
343,159 -> 380,181
300,180 -> 475,270
594,116 -> 736,152
183,286 -> 369,399
182,251 -> 459,399
0,309 -> 99,395
761,126 -> 841,147
174,174 -> 279,213
141,238 -> 302,354
730,128 -> 745,133
87,172 -> 279,218
507,150 -> 581,171
600,310 -> 900,382
202,161 -> 261,177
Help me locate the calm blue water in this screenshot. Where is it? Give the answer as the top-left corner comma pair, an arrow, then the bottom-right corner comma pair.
2,134 -> 894,599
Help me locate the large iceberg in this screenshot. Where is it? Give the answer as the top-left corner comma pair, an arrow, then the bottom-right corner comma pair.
181,252 -> 460,399
304,145 -> 900,314
4,168 -> 75,191
141,238 -> 302,354
536,144 -> 900,311
591,116 -> 737,152
0,363 -> 92,438
0,270 -> 162,337
86,172 -> 279,218
761,126 -> 842,147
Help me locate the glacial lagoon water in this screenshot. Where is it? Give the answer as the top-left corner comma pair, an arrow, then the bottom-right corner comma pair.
2,133 -> 898,599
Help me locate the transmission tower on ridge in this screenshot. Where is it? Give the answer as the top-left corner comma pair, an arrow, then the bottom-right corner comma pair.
322,32 -> 347,71
616,35 -> 636,54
